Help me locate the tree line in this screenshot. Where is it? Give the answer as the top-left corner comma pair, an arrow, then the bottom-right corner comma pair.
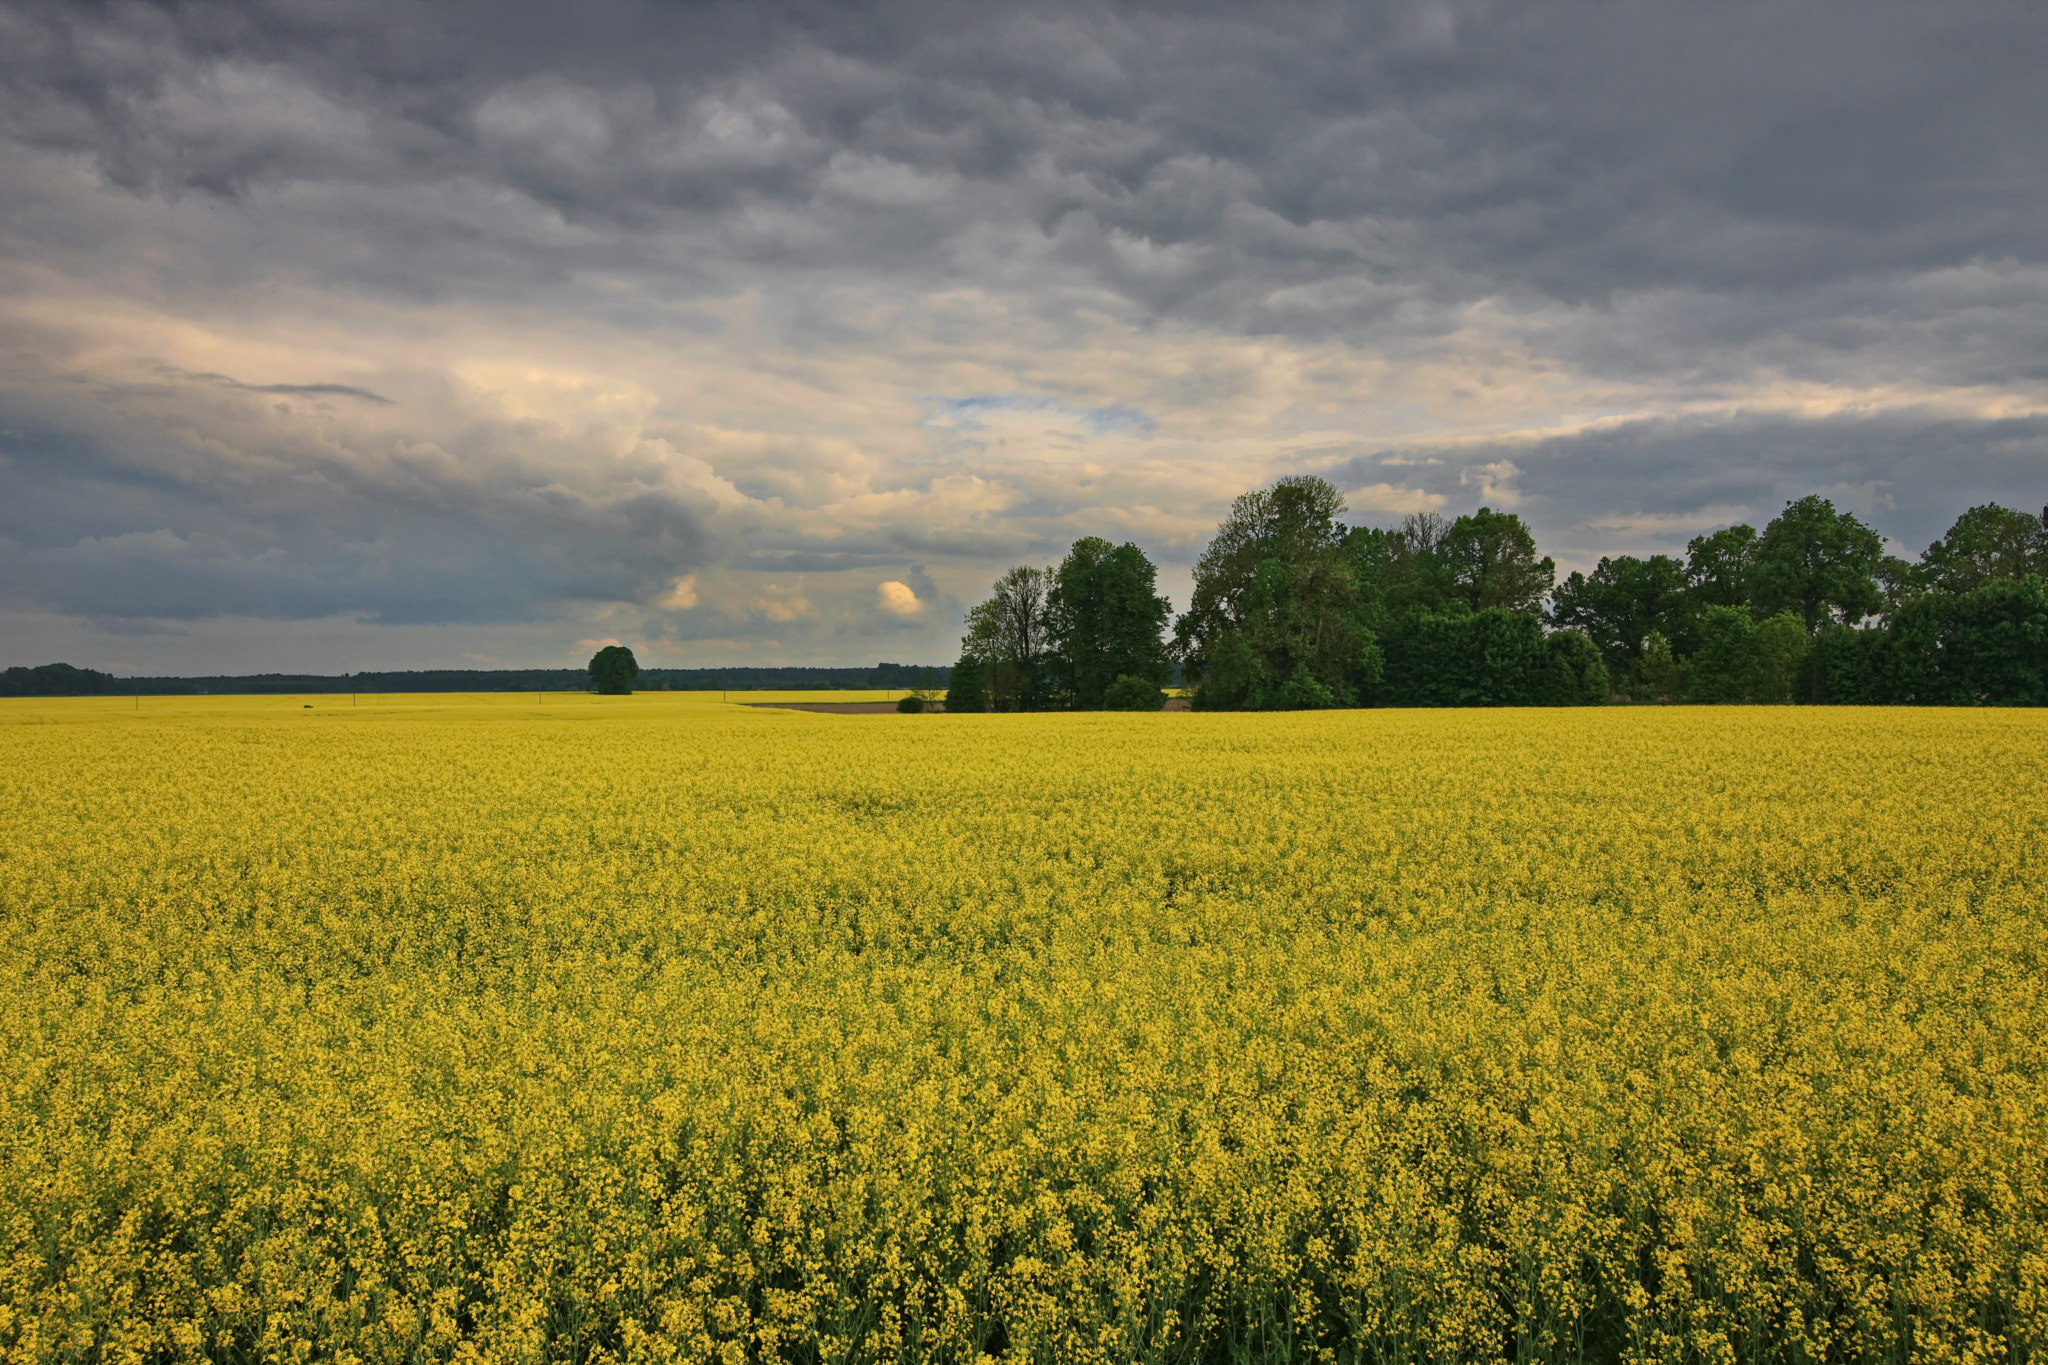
0,662 -> 952,699
947,479 -> 2048,710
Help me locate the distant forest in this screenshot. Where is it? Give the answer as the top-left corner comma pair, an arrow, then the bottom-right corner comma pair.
945,481 -> 2048,710
0,663 -> 947,699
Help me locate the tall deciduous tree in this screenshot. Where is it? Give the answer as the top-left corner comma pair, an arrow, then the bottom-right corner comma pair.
1440,507 -> 1555,613
1685,524 -> 1760,609
1174,476 -> 1379,709
961,565 -> 1054,710
1376,512 -> 1457,615
1048,537 -> 1171,709
1549,554 -> 1692,675
1175,477 -> 1349,672
1916,503 -> 2048,595
1753,496 -> 1885,633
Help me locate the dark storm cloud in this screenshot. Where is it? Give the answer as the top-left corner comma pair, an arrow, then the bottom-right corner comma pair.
1330,410 -> 2048,557
8,0 -> 2043,339
0,415 -> 712,626
1,0 -> 2043,666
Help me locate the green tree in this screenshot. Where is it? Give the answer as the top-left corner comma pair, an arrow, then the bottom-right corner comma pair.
1375,512 -> 1457,615
588,644 -> 638,695
1916,503 -> 2048,595
1753,496 -> 1884,633
1048,538 -> 1171,708
1810,623 -> 1885,704
1879,575 -> 2048,705
1176,476 -> 1379,709
1685,524 -> 1760,609
1175,476 -> 1350,675
1441,507 -> 1555,613
1379,606 -> 1549,707
1877,554 -> 1921,614
1549,554 -> 1692,678
944,658 -> 989,713
1102,674 -> 1167,711
1687,607 -> 1757,703
1533,629 -> 1611,706
962,565 -> 1054,710
1638,630 -> 1685,702
1751,612 -> 1810,702
1685,607 -> 1806,702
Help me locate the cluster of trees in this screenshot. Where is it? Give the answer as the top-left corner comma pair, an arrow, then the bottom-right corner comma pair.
950,478 -> 2048,710
943,537 -> 1174,712
1555,497 -> 2048,704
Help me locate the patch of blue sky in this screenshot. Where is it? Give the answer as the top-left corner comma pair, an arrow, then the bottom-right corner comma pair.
920,395 -> 1154,436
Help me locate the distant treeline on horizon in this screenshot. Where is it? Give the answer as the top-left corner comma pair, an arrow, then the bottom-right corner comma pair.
940,482 -> 2048,711
0,662 -> 952,700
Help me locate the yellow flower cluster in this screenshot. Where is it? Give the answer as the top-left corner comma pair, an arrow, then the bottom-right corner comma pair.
1,695 -> 2044,1363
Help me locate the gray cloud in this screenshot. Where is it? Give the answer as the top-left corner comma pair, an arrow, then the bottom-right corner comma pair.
10,2 -> 2043,329
1329,410 -> 2048,564
0,407 -> 713,627
0,0 -> 2043,669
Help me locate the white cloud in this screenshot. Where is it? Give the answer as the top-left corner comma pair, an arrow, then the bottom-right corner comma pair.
1460,460 -> 1524,507
1345,483 -> 1446,515
876,580 -> 922,615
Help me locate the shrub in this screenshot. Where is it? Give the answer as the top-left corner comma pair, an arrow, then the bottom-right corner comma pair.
1102,674 -> 1167,711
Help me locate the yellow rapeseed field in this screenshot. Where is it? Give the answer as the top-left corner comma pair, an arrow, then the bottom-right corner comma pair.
1,696 -> 2044,1364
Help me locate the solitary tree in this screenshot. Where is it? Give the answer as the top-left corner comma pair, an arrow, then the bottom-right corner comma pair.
588,644 -> 639,695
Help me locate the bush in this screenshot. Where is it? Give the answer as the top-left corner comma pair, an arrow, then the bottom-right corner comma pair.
1751,612 -> 1809,702
1102,674 -> 1167,711
895,695 -> 924,713
1275,669 -> 1339,710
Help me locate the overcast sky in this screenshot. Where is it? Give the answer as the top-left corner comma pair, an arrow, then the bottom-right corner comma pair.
3,0 -> 2043,673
